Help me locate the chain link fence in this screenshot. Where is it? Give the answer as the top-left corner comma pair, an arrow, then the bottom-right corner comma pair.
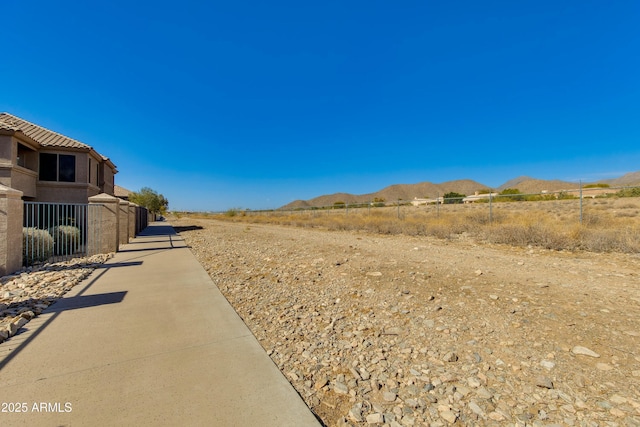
236,184 -> 640,225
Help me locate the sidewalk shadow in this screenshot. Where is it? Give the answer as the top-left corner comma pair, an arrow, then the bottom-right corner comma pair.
137,224 -> 180,237
0,262 -> 131,371
46,291 -> 127,313
173,225 -> 203,233
119,231 -> 190,253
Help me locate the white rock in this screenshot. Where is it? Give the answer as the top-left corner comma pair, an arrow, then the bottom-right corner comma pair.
440,409 -> 457,424
383,391 -> 397,402
469,401 -> 485,416
540,360 -> 556,370
571,346 -> 600,358
366,413 -> 384,424
333,381 -> 348,394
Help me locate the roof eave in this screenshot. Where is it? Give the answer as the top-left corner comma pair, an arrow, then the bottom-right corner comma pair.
0,128 -> 41,150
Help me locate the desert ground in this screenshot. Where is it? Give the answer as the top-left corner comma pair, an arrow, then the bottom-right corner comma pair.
172,215 -> 640,426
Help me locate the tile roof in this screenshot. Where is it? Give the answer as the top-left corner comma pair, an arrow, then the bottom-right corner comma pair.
0,121 -> 21,132
114,185 -> 133,198
0,113 -> 116,171
0,112 -> 91,149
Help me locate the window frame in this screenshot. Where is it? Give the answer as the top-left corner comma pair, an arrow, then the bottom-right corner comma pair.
39,153 -> 76,183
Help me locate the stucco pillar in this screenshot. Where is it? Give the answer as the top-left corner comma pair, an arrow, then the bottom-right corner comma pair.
88,193 -> 120,255
0,185 -> 23,276
119,199 -> 129,247
128,202 -> 136,240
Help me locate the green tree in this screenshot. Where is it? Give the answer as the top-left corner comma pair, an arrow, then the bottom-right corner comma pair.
616,187 -> 640,198
443,192 -> 465,204
129,187 -> 169,214
498,188 -> 525,201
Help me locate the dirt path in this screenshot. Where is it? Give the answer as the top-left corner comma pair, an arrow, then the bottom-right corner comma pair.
173,218 -> 640,426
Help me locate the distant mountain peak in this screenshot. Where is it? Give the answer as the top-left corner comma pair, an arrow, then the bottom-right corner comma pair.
498,176 -> 535,190
279,171 -> 640,210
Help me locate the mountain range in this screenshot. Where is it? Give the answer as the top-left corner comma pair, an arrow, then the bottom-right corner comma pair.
281,171 -> 640,209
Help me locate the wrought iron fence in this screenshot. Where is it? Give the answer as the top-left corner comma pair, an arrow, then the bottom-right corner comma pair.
23,202 -> 102,266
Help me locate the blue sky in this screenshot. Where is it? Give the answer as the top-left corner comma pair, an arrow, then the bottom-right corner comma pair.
2,1 -> 638,211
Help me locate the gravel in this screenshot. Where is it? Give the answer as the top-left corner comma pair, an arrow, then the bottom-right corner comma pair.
174,218 -> 640,426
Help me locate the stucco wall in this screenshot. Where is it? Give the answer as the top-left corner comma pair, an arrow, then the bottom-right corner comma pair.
0,169 -> 10,188
103,167 -> 115,196
11,167 -> 37,198
0,135 -> 12,161
36,183 -> 92,204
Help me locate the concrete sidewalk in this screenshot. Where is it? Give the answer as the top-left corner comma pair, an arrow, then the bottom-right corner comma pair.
0,223 -> 321,426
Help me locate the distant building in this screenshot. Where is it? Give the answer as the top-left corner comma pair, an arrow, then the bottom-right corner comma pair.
0,113 -> 117,202
411,196 -> 443,206
115,185 -> 133,201
463,192 -> 499,203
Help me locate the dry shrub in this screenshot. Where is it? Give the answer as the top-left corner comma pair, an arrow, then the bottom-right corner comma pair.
572,226 -> 640,253
580,212 -> 601,226
618,202 -> 639,209
615,210 -> 639,218
425,221 -> 458,239
464,210 -> 491,225
483,221 -> 571,250
201,197 -> 640,253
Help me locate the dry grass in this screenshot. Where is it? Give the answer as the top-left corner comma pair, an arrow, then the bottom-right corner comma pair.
177,197 -> 640,253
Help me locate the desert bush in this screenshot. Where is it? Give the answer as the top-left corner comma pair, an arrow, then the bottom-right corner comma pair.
580,212 -> 601,227
485,222 -> 571,250
443,192 -> 465,204
616,188 -> 640,198
572,226 -> 640,253
615,210 -> 639,218
49,225 -> 81,255
618,202 -> 639,209
497,188 -> 525,202
557,192 -> 578,200
23,227 -> 54,264
464,211 -> 492,225
225,208 -> 247,217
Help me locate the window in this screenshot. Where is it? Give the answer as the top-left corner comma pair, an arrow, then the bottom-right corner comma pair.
17,144 -> 35,169
39,153 -> 57,181
39,153 -> 76,182
59,155 -> 75,182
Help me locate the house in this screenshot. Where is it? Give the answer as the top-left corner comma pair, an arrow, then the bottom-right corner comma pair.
0,113 -> 117,203
411,196 -> 444,206
463,192 -> 499,203
114,185 -> 133,201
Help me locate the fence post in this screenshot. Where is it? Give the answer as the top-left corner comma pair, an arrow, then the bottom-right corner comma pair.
579,180 -> 583,224
0,185 -> 23,276
88,193 -> 120,255
489,191 -> 493,224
